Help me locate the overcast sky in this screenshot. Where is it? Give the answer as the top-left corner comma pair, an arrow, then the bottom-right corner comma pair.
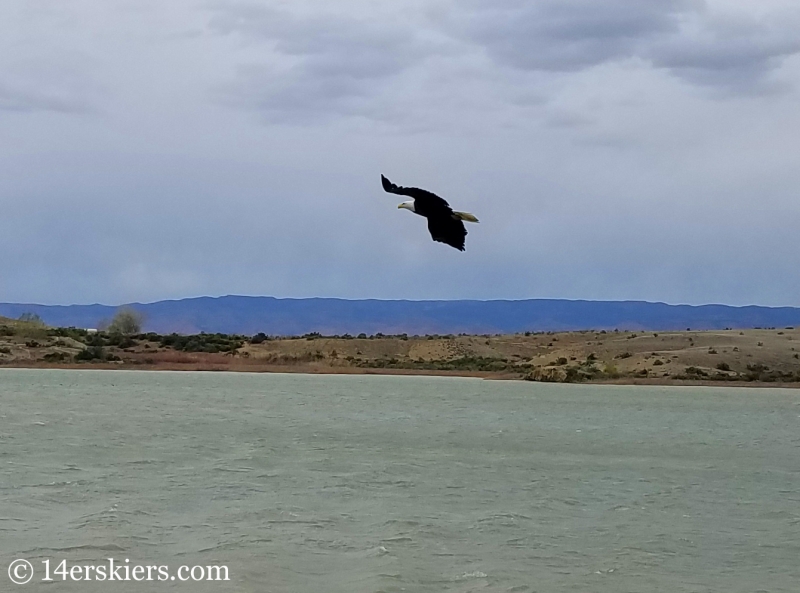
2,0 -> 799,306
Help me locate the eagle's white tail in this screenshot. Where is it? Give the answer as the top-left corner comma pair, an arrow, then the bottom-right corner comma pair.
453,211 -> 479,223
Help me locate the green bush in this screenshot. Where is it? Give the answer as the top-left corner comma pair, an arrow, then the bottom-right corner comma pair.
159,333 -> 244,353
250,332 -> 268,344
75,346 -> 107,361
106,333 -> 135,348
48,327 -> 89,341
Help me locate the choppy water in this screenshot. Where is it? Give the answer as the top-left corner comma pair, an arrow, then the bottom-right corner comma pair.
1,369 -> 799,592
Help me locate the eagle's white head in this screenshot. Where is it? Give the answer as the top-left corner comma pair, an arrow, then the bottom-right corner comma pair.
397,200 -> 415,212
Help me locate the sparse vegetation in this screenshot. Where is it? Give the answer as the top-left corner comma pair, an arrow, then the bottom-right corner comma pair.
1,323 -> 798,383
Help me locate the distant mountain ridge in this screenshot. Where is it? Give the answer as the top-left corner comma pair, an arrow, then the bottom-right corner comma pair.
2,296 -> 800,336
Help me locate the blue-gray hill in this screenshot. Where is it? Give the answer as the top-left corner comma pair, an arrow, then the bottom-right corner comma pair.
2,296 -> 800,335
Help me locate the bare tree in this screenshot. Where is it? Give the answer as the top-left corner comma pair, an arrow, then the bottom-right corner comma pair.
107,307 -> 145,335
18,312 -> 45,326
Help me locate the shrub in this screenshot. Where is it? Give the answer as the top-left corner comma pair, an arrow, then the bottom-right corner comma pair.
159,332 -> 244,353
75,346 -> 107,361
107,308 -> 145,335
716,362 -> 731,371
564,367 -> 584,382
250,332 -> 268,344
106,333 -> 135,348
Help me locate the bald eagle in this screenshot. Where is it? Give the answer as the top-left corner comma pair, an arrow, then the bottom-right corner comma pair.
381,174 -> 479,251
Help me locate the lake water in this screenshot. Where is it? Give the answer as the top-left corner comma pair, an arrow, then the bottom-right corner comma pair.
1,369 -> 799,592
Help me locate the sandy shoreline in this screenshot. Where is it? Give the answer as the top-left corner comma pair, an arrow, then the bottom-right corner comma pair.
4,360 -> 800,389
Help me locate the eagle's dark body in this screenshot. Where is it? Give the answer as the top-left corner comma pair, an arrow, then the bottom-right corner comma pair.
381,174 -> 471,251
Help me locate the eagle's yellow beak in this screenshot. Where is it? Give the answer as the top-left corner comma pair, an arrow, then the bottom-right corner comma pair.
397,203 -> 404,209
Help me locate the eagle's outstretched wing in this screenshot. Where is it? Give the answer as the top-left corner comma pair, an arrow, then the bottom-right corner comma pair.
381,174 -> 451,209
427,215 -> 467,251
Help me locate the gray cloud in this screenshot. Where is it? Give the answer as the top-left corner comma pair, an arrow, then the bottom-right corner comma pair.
449,0 -> 696,71
208,4 -> 440,121
647,16 -> 800,91
448,0 -> 800,92
0,83 -> 95,114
